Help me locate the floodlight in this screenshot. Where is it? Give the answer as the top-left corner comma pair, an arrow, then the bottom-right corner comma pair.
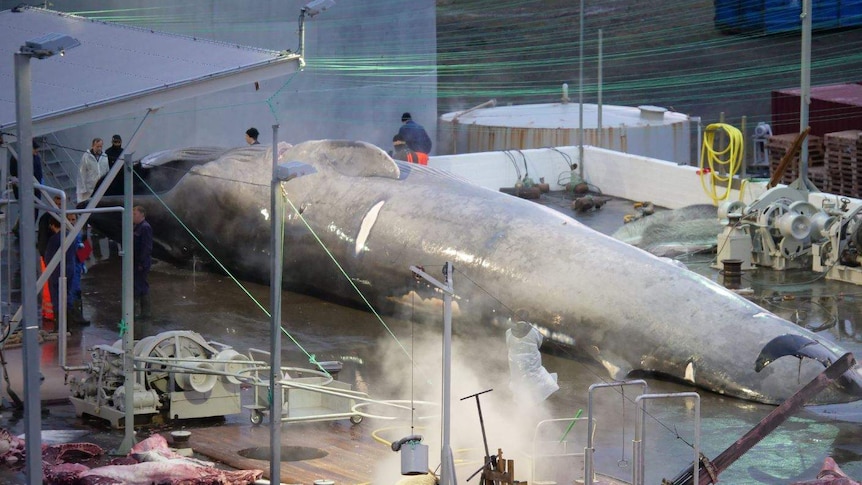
275,160 -> 317,181
303,0 -> 335,17
21,33 -> 80,59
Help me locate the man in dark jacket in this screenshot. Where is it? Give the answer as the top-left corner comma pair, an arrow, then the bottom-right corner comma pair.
104,134 -> 124,168
397,112 -> 432,155
133,205 -> 154,323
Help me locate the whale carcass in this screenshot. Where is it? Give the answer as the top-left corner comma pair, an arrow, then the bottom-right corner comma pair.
88,140 -> 862,405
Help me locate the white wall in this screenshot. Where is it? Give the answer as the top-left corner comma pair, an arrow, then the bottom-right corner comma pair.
431,145 -> 770,209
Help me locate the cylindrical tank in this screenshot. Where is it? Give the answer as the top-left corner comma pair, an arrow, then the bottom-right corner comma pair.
439,102 -> 692,164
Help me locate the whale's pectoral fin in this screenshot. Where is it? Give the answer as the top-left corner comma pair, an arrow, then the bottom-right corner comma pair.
755,334 -> 832,372
588,347 -> 634,380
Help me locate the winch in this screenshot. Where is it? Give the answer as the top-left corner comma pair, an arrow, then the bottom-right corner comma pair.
712,186 -> 862,285
69,330 -> 251,428
714,186 -> 833,271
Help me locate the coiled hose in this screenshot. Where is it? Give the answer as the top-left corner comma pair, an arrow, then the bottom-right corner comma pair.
699,123 -> 745,205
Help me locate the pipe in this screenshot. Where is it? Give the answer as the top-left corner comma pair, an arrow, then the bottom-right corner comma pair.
451,99 -> 497,154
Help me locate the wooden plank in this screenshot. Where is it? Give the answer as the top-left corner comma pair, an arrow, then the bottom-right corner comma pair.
189,421 -> 392,484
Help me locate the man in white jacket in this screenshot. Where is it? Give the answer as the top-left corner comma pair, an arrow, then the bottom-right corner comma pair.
76,138 -> 109,203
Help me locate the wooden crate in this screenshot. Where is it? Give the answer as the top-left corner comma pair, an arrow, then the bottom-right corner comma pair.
768,133 -> 825,185
824,130 -> 862,197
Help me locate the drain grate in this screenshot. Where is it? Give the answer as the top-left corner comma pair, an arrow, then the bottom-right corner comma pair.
238,446 -> 328,462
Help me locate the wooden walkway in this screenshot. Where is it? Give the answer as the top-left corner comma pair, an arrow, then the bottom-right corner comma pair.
190,420 -> 393,484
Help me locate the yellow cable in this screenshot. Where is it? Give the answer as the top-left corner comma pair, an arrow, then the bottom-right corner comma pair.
699,123 -> 745,205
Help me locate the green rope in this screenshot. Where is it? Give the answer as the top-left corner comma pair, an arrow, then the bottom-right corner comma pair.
280,187 -> 416,366
132,171 -> 324,373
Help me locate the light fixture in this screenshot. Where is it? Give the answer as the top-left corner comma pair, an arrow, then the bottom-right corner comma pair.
275,160 -> 317,182
20,33 -> 80,59
302,0 -> 335,17
298,0 -> 335,68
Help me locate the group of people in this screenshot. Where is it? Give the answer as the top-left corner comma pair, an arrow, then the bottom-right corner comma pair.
72,134 -> 153,324
1,132 -> 155,330
245,113 -> 433,166
37,195 -> 88,325
6,113 -> 432,331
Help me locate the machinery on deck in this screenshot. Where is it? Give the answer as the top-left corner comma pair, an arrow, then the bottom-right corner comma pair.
812,199 -> 862,284
714,186 -> 816,270
711,185 -> 862,285
68,330 -> 368,429
69,330 -> 252,428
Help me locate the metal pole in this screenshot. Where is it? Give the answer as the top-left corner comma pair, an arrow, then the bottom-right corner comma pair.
799,0 -> 811,182
269,124 -> 284,484
115,151 -> 136,454
441,261 -> 454,485
14,49 -> 42,485
578,0 -> 585,178
597,29 -> 603,148
409,263 -> 456,485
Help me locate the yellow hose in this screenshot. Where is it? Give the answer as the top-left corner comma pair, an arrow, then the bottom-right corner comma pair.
699,123 -> 745,205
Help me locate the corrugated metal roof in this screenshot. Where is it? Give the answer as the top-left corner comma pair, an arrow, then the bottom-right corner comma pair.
0,6 -> 301,136
774,83 -> 862,107
440,102 -> 688,129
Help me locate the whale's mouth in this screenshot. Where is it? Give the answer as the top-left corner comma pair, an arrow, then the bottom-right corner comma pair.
754,334 -> 834,372
756,334 -> 862,399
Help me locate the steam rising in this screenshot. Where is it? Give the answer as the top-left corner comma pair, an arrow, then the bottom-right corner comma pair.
367,313 -> 560,483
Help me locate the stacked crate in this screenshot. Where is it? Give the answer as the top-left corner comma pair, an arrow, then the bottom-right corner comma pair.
767,133 -> 826,188
824,130 -> 862,198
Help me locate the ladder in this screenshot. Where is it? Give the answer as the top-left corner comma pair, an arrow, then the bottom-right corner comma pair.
37,134 -> 77,198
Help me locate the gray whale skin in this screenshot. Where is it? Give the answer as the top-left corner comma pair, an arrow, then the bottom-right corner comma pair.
90,140 -> 862,405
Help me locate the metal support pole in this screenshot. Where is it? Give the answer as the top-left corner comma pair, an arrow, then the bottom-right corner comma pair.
14,50 -> 42,485
799,0 -> 811,183
115,151 -> 136,454
297,12 -> 308,69
409,263 -> 456,485
441,261 -> 454,485
578,0 -> 585,177
269,124 -> 284,484
597,29 -> 603,148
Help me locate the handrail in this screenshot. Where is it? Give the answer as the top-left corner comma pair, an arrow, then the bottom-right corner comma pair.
585,379 -> 648,485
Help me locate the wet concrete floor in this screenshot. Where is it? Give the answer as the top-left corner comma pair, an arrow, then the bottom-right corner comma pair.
3,191 -> 862,484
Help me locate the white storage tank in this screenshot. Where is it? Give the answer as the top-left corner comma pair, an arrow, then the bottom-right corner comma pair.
439,100 -> 692,164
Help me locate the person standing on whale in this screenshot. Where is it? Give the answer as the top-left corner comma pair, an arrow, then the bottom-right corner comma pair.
397,112 -> 432,156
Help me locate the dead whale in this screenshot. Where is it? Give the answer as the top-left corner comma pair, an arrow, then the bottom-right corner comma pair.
88,140 -> 862,405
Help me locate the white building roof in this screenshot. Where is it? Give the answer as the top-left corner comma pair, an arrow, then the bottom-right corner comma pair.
0,6 -> 301,136
440,102 -> 689,129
